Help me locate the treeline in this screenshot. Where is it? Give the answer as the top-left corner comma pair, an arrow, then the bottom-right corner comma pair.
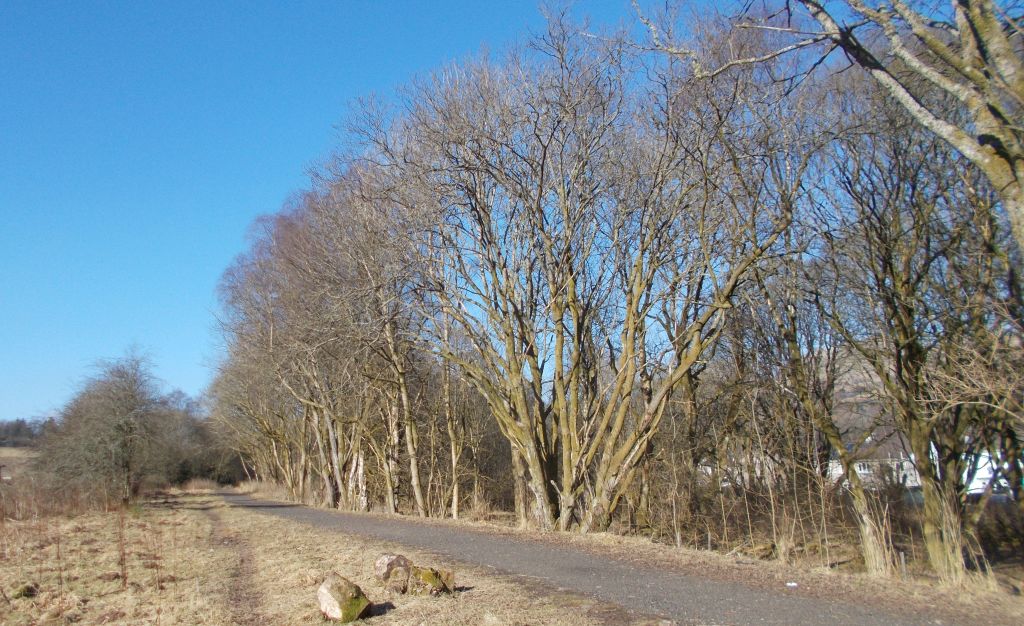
28,354 -> 240,508
0,419 -> 39,447
211,6 -> 1023,583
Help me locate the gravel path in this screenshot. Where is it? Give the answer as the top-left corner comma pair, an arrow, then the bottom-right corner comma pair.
223,493 -> 937,625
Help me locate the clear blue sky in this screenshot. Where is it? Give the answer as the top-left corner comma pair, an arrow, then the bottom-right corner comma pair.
0,1 -> 639,421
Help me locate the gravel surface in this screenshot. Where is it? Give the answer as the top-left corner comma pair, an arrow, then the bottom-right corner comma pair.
223,493 -> 940,625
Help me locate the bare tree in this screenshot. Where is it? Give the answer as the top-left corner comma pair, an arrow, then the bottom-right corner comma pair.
353,20 -> 821,532
812,76 -> 1022,580
38,353 -> 175,504
638,0 -> 1024,254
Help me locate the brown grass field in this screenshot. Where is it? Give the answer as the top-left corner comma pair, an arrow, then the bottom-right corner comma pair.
0,447 -> 36,481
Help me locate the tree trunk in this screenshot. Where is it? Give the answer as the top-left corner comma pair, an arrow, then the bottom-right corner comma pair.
847,470 -> 893,576
908,425 -> 967,583
511,445 -> 529,528
325,415 -> 348,509
347,444 -> 369,512
580,485 -> 614,533
404,415 -> 427,517
311,410 -> 338,508
441,322 -> 463,520
1003,192 -> 1024,263
382,404 -> 401,514
450,441 -> 461,520
520,439 -> 557,530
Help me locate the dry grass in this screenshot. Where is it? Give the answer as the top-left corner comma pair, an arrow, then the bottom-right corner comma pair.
179,478 -> 220,491
0,447 -> 36,481
1,493 -> 234,624
0,490 -> 652,625
2,447 -> 108,521
236,479 -> 296,503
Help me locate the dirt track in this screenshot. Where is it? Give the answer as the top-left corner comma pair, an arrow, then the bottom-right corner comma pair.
221,493 -> 950,626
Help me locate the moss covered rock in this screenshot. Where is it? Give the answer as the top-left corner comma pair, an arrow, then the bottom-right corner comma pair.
408,565 -> 454,596
317,574 -> 371,622
374,553 -> 412,583
374,553 -> 456,597
384,565 -> 410,594
437,568 -> 455,592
